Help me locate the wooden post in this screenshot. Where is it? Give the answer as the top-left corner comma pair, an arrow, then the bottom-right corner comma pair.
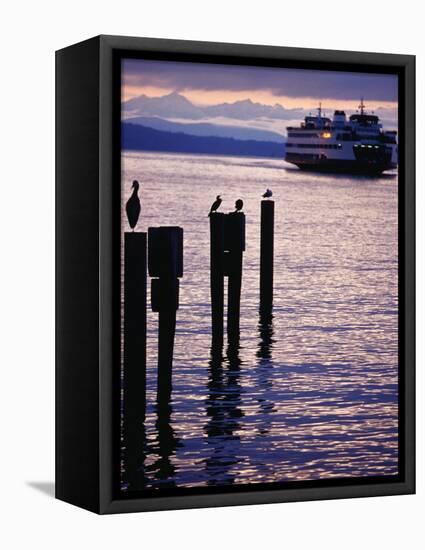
210,213 -> 225,348
123,232 -> 147,428
148,227 -> 183,407
153,278 -> 179,405
225,213 -> 245,345
260,200 -> 274,312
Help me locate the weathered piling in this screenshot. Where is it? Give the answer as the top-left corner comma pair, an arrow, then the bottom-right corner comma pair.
225,213 -> 245,344
210,212 -> 245,347
124,232 -> 147,426
148,227 -> 183,406
260,200 -> 274,311
210,213 -> 225,347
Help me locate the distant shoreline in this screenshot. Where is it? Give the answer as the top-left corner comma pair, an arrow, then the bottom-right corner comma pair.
122,122 -> 285,160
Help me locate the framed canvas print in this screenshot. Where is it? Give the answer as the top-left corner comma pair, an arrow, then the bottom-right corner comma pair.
56,35 -> 415,514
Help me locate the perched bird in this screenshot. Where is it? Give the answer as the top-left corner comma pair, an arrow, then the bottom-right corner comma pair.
208,195 -> 222,217
262,188 -> 273,199
234,199 -> 244,212
126,180 -> 141,230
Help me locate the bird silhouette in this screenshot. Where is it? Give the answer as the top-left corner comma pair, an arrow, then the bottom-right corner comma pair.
208,195 -> 222,217
234,199 -> 243,212
262,188 -> 273,199
126,180 -> 141,230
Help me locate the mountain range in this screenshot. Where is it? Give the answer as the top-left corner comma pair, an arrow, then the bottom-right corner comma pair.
121,92 -> 293,158
123,91 -> 303,121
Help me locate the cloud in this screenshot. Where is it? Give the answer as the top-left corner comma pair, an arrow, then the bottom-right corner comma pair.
122,59 -> 398,102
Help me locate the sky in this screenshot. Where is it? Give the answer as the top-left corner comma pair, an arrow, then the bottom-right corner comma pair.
121,58 -> 398,132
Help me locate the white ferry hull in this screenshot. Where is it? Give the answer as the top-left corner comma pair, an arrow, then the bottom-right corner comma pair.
285,102 -> 398,176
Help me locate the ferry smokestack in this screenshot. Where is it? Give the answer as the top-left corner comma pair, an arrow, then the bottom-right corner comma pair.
333,110 -> 346,127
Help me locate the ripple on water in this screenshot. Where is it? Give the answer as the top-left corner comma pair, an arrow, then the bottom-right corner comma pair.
120,152 -> 399,491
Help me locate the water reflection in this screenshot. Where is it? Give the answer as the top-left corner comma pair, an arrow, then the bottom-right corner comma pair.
148,403 -> 181,488
256,308 -> 277,433
121,152 -> 399,489
123,401 -> 181,491
204,343 -> 244,485
121,423 -> 149,491
257,307 -> 274,361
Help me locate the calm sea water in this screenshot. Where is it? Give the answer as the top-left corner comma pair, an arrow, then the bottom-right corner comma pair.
121,151 -> 398,491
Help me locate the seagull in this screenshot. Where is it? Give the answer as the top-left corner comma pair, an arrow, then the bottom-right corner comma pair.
234,199 -> 243,212
126,180 -> 141,230
262,188 -> 273,199
208,195 -> 222,217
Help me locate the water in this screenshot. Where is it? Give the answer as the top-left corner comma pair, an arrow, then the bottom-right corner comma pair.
121,151 -> 398,492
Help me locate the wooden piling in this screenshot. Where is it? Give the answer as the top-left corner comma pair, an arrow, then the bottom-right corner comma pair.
210,213 -> 225,347
225,213 -> 245,344
153,278 -> 179,405
260,200 -> 274,311
157,309 -> 176,404
148,227 -> 183,406
210,212 -> 245,346
123,232 -> 147,426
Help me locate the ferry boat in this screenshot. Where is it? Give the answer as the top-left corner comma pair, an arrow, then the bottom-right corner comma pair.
285,99 -> 397,174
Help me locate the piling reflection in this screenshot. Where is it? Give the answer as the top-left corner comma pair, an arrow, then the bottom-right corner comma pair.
121,422 -> 149,491
256,307 -> 277,432
149,402 -> 180,487
122,386 -> 181,491
257,307 -> 275,361
204,343 -> 244,485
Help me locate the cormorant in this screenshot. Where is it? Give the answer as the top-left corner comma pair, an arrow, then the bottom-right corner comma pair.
126,180 -> 141,230
234,199 -> 243,212
262,188 -> 273,199
208,195 -> 222,216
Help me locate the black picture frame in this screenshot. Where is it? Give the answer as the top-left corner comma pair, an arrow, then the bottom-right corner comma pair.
56,34 -> 415,514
